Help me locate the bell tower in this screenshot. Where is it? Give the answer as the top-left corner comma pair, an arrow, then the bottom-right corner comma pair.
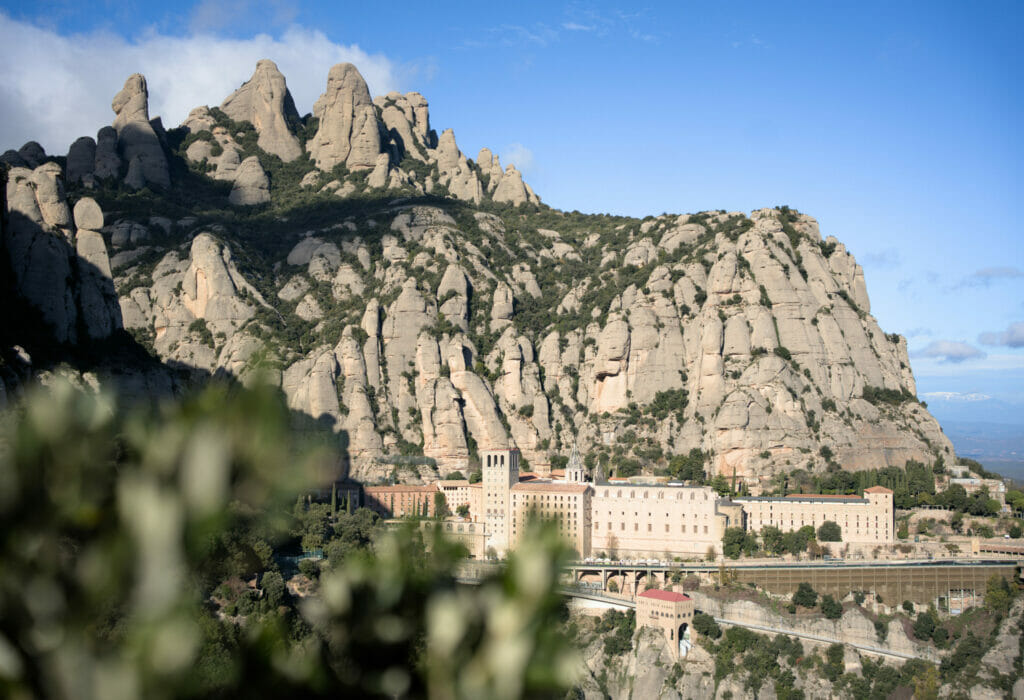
481,447 -> 520,556
566,441 -> 586,484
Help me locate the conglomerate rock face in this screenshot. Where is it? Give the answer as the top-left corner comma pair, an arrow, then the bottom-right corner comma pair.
307,62 -> 382,172
111,74 -> 169,189
1,59 -> 951,485
219,59 -> 303,162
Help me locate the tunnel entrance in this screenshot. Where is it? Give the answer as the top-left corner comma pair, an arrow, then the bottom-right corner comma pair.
677,622 -> 691,657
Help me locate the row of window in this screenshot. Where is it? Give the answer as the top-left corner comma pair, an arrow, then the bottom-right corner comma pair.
599,490 -> 710,501
602,522 -> 709,535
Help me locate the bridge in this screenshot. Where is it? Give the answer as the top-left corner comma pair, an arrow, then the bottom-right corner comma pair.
557,586 -> 935,662
563,558 -> 1023,603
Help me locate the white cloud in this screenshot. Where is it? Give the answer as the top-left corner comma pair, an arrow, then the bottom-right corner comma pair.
915,340 -> 986,364
0,14 -> 399,155
979,321 -> 1024,348
921,391 -> 992,402
502,143 -> 535,173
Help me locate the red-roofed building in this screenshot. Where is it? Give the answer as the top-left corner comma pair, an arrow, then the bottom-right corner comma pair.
637,588 -> 696,658
364,484 -> 437,518
639,589 -> 691,603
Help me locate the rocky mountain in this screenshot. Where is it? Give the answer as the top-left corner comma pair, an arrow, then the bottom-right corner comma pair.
0,60 -> 953,485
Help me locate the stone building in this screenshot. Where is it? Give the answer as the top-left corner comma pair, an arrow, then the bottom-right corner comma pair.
947,476 -> 1008,510
363,484 -> 437,518
590,484 -> 728,558
732,486 -> 894,544
436,479 -> 483,517
509,482 -> 592,557
636,589 -> 696,658
373,446 -> 897,560
482,447 -> 521,555
422,519 -> 487,559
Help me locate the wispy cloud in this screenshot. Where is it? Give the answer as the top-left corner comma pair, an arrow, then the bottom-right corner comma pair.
954,266 -> 1024,289
502,143 -> 535,174
463,7 -> 660,50
189,0 -> 297,35
915,340 -> 986,364
921,391 -> 992,402
979,321 -> 1024,348
0,13 -> 400,154
731,35 -> 774,50
903,327 -> 933,339
862,247 -> 902,268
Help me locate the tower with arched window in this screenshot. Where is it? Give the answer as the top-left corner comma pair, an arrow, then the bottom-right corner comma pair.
481,447 -> 520,556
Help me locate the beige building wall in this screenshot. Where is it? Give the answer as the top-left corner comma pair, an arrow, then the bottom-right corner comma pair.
510,482 -> 592,557
636,589 -> 696,659
734,486 -> 894,544
426,519 -> 487,559
437,480 -> 476,517
591,485 -> 726,558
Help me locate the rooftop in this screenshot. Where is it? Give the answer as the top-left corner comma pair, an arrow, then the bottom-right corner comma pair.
363,484 -> 437,493
511,481 -> 590,494
786,493 -> 862,500
864,486 -> 894,494
639,589 -> 691,602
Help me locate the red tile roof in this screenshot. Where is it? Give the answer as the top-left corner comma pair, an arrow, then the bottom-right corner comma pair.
639,589 -> 691,602
864,486 -> 894,494
364,484 -> 437,493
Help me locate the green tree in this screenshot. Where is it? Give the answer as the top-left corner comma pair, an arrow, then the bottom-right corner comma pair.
469,469 -> 483,484
260,570 -> 285,611
823,643 -> 844,681
433,491 -> 450,519
456,504 -> 470,518
692,612 -> 722,639
722,527 -> 747,559
912,610 -> 936,640
817,520 -> 841,542
985,575 -> 1013,615
760,525 -> 784,555
0,381 -> 579,699
326,508 -> 381,565
710,474 -> 731,496
444,471 -> 465,480
668,448 -> 707,483
792,582 -> 818,608
939,483 -> 968,512
293,497 -> 333,552
820,594 -> 842,619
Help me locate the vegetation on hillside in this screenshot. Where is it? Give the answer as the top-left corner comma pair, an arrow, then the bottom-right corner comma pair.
0,381 -> 576,698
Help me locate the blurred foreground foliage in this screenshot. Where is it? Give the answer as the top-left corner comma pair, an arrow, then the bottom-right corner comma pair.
0,380 -> 578,699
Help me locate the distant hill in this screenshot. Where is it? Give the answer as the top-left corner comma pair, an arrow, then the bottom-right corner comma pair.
941,420 -> 1024,481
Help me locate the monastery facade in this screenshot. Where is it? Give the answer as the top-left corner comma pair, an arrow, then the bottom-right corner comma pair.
366,447 -> 895,558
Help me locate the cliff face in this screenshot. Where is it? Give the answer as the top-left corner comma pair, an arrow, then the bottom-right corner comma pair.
0,60 -> 953,485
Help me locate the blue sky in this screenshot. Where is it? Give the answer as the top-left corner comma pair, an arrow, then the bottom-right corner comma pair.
1,0 -> 1022,428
